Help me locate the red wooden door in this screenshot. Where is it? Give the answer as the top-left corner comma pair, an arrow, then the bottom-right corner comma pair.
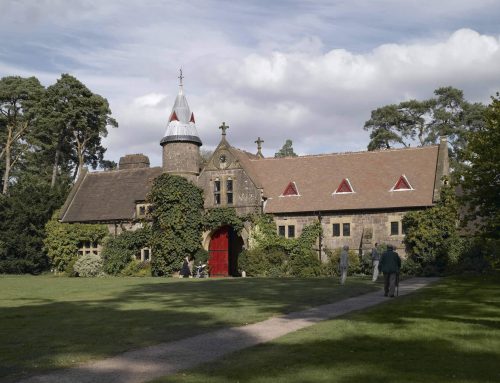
209,226 -> 229,277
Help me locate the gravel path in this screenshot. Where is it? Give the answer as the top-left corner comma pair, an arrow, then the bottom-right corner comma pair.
18,277 -> 438,383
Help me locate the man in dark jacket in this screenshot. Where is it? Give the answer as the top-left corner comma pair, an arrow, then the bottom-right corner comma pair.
378,245 -> 401,297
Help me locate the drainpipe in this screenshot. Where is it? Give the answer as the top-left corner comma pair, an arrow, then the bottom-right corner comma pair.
317,211 -> 323,261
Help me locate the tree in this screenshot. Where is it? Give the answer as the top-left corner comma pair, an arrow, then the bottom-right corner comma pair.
0,174 -> 68,273
274,139 -> 297,158
0,76 -> 44,194
460,93 -> 500,239
402,183 -> 461,274
147,174 -> 204,276
363,87 -> 486,170
36,74 -> 118,184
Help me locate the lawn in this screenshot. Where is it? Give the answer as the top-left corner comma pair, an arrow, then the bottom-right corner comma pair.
0,275 -> 376,381
153,275 -> 500,383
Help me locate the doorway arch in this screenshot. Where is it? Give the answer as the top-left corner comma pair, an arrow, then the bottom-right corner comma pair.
208,226 -> 243,277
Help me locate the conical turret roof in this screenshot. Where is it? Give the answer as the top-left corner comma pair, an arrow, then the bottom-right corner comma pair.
160,84 -> 202,146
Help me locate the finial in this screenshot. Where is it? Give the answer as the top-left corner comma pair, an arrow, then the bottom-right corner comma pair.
178,68 -> 184,87
219,122 -> 229,136
255,137 -> 264,157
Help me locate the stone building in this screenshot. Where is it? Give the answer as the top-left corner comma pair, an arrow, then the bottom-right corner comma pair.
59,81 -> 449,276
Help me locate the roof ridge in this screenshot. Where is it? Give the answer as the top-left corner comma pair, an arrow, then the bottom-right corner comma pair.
88,166 -> 162,175
248,144 -> 439,161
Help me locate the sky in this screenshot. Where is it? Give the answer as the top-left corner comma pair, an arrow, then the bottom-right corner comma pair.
1,0 -> 500,166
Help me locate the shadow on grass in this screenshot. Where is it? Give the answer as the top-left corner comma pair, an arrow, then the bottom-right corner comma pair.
153,275 -> 500,383
0,277 -> 375,382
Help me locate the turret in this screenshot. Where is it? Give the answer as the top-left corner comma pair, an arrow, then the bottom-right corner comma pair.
160,71 -> 202,182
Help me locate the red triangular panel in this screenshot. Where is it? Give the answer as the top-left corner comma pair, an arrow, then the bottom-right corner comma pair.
190,112 -> 195,123
282,182 -> 298,196
394,175 -> 411,190
169,111 -> 179,122
336,178 -> 353,193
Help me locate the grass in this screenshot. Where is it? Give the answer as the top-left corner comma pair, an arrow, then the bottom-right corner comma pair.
0,275 -> 376,381
153,275 -> 500,383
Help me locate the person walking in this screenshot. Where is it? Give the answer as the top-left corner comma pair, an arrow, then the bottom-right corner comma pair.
378,244 -> 401,297
371,242 -> 380,282
339,245 -> 349,285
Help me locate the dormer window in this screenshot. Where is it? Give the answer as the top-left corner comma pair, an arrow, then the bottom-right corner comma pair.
391,174 -> 413,191
333,178 -> 354,194
136,203 -> 152,218
281,181 -> 299,197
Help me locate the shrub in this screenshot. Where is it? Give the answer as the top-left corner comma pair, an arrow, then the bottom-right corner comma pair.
73,253 -> 103,277
289,248 -> 322,277
121,260 -> 151,277
239,247 -> 288,277
323,247 -> 360,276
101,227 -> 151,275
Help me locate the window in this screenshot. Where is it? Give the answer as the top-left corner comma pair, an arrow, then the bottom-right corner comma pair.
214,179 -> 221,205
78,241 -> 100,256
343,223 -> 351,237
288,225 -> 295,238
281,181 -> 299,196
332,223 -> 341,237
391,175 -> 413,191
391,221 -> 399,235
278,225 -> 286,237
333,178 -> 354,194
136,248 -> 152,262
227,178 -> 233,205
136,203 -> 152,218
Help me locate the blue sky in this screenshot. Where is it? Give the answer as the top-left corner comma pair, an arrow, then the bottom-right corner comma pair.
1,0 -> 500,166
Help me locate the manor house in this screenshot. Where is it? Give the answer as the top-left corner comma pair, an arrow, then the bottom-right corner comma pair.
59,81 -> 449,276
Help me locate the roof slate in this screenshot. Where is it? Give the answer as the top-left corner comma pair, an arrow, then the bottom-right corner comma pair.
60,167 -> 163,222
245,145 -> 440,214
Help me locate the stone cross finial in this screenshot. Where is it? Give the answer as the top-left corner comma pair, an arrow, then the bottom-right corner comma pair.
255,137 -> 264,157
178,68 -> 184,87
219,122 -> 229,136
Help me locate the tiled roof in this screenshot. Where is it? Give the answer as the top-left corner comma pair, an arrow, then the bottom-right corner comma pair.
246,145 -> 441,213
60,167 -> 163,222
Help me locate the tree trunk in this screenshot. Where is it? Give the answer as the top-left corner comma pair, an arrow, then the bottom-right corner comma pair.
2,135 -> 11,195
51,142 -> 62,188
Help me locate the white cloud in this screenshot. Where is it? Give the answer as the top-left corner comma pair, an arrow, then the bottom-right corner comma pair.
1,1 -> 499,165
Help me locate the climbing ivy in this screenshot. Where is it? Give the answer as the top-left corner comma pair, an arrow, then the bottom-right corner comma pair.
101,227 -> 152,275
147,174 -> 204,276
203,207 -> 244,233
242,215 -> 323,277
44,212 -> 108,273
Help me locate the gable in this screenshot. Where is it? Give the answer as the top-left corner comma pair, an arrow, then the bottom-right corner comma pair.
281,182 -> 299,196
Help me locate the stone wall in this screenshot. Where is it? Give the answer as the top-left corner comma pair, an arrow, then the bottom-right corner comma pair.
162,142 -> 200,182
198,167 -> 262,215
273,209 -> 418,259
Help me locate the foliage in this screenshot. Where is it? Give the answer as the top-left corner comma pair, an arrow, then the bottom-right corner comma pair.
459,93 -> 500,239
363,86 -> 486,171
101,227 -> 151,275
120,259 -> 152,277
35,74 -> 118,182
203,207 -> 244,233
147,174 -> 204,276
242,216 -> 322,277
44,213 -> 108,273
73,253 -> 103,277
0,175 -> 68,274
0,76 -> 45,194
239,247 -> 288,277
322,247 -> 361,276
402,183 -> 460,274
274,139 -> 298,158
